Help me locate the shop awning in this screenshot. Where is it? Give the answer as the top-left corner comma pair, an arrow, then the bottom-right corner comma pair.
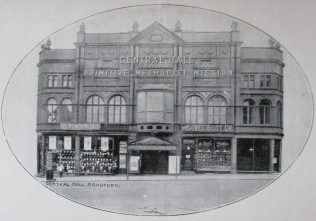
128,136 -> 177,151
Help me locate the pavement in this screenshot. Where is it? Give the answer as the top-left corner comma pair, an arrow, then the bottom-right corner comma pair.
38,173 -> 279,215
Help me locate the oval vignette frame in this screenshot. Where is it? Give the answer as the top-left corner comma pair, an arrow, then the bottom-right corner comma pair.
1,4 -> 314,216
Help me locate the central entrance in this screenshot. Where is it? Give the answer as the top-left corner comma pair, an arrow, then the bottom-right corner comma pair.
128,136 -> 177,174
141,151 -> 169,174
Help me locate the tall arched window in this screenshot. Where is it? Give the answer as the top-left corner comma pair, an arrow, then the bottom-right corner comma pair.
277,101 -> 282,127
243,99 -> 255,124
47,98 -> 57,123
259,99 -> 271,124
185,96 -> 203,124
61,98 -> 72,122
86,95 -> 104,123
208,96 -> 227,124
108,95 -> 127,124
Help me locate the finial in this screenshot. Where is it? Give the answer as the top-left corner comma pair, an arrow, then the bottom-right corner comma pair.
175,20 -> 182,32
231,21 -> 238,32
132,21 -> 139,32
79,22 -> 86,33
45,38 -> 52,49
268,38 -> 275,47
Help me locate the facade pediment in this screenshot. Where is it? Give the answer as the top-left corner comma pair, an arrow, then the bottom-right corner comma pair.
128,22 -> 184,44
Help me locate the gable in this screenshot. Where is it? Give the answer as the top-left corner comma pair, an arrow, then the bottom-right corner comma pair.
128,22 -> 184,44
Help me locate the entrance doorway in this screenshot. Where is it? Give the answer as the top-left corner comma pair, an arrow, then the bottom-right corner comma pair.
140,151 -> 169,174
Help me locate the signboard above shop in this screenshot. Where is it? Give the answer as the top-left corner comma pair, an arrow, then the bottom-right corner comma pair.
182,124 -> 233,133
60,123 -> 101,130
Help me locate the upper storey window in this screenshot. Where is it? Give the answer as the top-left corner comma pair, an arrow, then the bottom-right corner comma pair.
137,91 -> 174,124
243,99 -> 255,124
243,75 -> 254,88
185,96 -> 203,124
62,75 -> 73,88
208,96 -> 227,124
48,75 -> 58,87
61,98 -> 73,122
47,98 -> 57,123
259,99 -> 272,124
86,95 -> 104,123
260,74 -> 271,88
108,95 -> 127,124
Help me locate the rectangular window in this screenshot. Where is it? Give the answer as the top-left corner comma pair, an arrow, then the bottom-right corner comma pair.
260,74 -> 271,88
243,74 -> 254,88
62,75 -> 72,87
48,75 -> 58,87
53,75 -> 58,87
48,75 -> 53,87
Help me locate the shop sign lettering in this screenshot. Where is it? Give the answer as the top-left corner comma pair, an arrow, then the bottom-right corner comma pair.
60,123 -> 101,130
182,124 -> 233,132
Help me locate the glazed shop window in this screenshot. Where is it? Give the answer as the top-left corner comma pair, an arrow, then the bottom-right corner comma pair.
243,99 -> 255,124
260,74 -> 271,88
86,95 -> 105,123
137,91 -> 174,123
62,75 -> 72,87
48,75 -> 58,87
259,99 -> 272,124
185,96 -> 203,124
243,75 -> 254,88
61,98 -> 73,122
277,101 -> 283,127
47,98 -> 57,123
108,95 -> 127,124
208,96 -> 227,124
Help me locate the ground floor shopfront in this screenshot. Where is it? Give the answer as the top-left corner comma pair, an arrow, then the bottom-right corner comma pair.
37,133 -> 282,176
181,135 -> 281,173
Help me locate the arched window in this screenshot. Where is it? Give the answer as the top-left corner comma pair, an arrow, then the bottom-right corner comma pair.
208,96 -> 227,124
61,98 -> 72,122
243,99 -> 255,124
277,101 -> 282,127
86,95 -> 104,123
185,96 -> 203,124
259,99 -> 271,124
47,98 -> 57,123
108,95 -> 127,124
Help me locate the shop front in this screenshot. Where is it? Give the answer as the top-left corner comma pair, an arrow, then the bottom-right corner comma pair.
181,137 -> 232,173
41,133 -> 128,176
237,138 -> 281,172
127,136 -> 179,175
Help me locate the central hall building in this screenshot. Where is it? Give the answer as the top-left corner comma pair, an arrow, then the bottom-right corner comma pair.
36,21 -> 284,175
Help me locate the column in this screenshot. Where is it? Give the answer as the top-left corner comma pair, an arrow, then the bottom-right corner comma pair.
75,136 -> 80,176
269,139 -> 275,172
231,137 -> 237,173
41,135 -> 46,174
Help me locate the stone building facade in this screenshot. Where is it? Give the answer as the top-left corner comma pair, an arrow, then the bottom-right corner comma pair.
36,21 -> 283,175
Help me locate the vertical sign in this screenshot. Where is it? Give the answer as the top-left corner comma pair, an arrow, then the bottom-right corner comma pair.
64,136 -> 72,150
48,136 -> 56,150
84,136 -> 92,150
100,137 -> 109,151
129,156 -> 140,172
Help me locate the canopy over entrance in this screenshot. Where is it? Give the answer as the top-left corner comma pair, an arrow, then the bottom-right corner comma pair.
128,136 -> 177,151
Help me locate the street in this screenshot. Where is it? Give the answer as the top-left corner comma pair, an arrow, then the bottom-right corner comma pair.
40,174 -> 278,215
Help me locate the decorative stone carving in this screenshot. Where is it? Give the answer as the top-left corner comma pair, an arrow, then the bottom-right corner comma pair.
231,21 -> 238,31
175,20 -> 182,32
79,22 -> 86,33
41,38 -> 52,50
132,21 -> 139,32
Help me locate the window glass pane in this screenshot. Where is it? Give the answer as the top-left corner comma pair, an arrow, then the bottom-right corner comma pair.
121,106 -> 126,123
137,92 -> 146,112
147,92 -> 163,111
197,107 -> 203,124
